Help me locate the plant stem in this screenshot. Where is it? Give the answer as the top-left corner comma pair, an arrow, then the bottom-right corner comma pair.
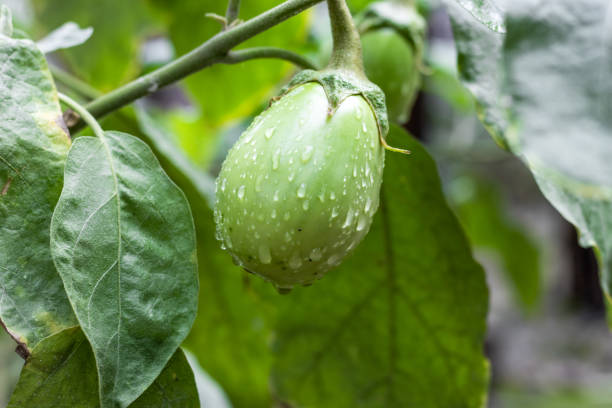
80,0 -> 323,126
222,47 -> 318,70
225,0 -> 241,27
58,92 -> 105,139
326,0 -> 364,76
51,65 -> 102,100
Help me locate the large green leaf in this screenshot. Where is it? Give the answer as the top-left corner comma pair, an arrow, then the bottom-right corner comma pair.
447,0 -> 612,304
272,125 -> 489,407
445,0 -> 510,149
31,0 -> 159,90
8,327 -> 199,408
49,131 -> 198,408
0,20 -> 77,351
148,0 -> 311,128
453,0 -> 506,33
134,106 -> 276,408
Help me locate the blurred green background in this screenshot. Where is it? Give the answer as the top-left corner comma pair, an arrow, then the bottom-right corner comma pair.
2,0 -> 612,407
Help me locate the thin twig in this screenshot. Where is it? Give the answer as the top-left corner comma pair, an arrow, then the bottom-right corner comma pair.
73,0 -> 323,131
221,46 -> 318,70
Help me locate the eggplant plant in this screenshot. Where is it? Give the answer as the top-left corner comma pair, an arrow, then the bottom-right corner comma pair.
0,0 -> 611,407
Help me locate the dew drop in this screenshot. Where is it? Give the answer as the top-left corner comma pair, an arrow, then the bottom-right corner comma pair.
255,174 -> 264,192
301,145 -> 314,162
330,191 -> 336,200
310,247 -> 323,261
288,172 -> 295,182
285,231 -> 292,242
273,190 -> 280,201
265,127 -> 276,140
356,214 -> 368,231
272,149 -> 280,170
356,107 -> 362,119
271,209 -> 277,219
362,122 -> 367,132
331,207 -> 339,218
342,210 -> 354,228
364,197 -> 372,213
237,185 -> 245,200
284,212 -> 290,221
302,200 -> 309,210
297,183 -> 306,198
327,254 -> 340,266
243,133 -> 254,144
220,178 -> 227,192
289,252 -> 302,269
318,190 -> 326,202
258,244 -> 272,264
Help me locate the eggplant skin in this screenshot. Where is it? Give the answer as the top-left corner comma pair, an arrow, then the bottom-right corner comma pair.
362,27 -> 420,124
214,82 -> 384,291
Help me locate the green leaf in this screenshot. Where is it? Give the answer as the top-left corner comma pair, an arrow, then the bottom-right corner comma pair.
31,0 -> 158,90
49,131 -> 198,408
448,0 -> 612,305
36,21 -> 93,54
445,0 -> 510,149
0,21 -> 77,350
134,107 -> 276,408
8,327 -> 199,408
453,0 -> 506,33
450,176 -> 541,311
272,125 -> 489,407
0,5 -> 12,37
149,0 -> 311,128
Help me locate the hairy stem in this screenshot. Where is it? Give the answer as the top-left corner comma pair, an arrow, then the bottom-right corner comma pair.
326,0 -> 364,75
222,47 -> 318,70
225,0 -> 241,26
79,0 -> 323,127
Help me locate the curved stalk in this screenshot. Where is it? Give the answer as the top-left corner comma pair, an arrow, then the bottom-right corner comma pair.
326,0 -> 365,76
221,47 -> 318,70
80,0 -> 323,126
58,92 -> 105,139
